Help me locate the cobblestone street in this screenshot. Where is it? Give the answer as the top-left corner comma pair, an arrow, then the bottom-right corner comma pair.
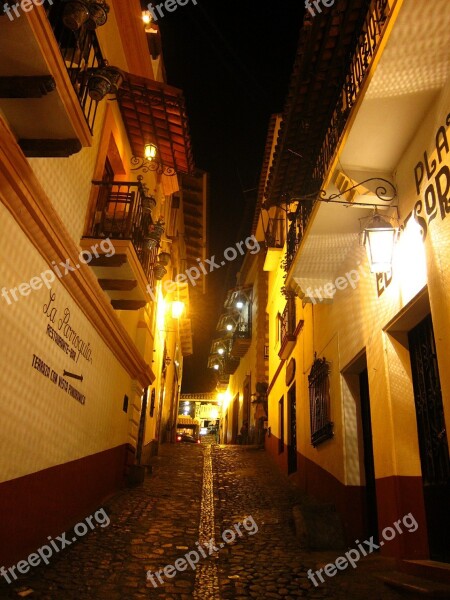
1,444 -> 405,600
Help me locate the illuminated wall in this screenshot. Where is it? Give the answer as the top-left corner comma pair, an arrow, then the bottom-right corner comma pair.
263,35 -> 450,556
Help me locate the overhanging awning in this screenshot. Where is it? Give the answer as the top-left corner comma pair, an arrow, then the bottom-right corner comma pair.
117,72 -> 195,175
264,0 -> 381,206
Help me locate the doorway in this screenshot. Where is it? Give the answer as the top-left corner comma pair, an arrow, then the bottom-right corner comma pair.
408,314 -> 450,562
278,396 -> 284,453
232,395 -> 239,444
359,368 -> 379,544
243,377 -> 251,443
224,412 -> 228,444
287,384 -> 297,474
342,353 -> 379,543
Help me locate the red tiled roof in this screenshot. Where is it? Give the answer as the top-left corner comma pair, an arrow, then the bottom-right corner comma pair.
264,0 -> 374,206
117,72 -> 195,175
251,113 -> 279,235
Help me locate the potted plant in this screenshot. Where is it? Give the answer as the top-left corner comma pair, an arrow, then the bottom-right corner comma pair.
142,195 -> 157,214
153,264 -> 167,280
145,218 -> 165,250
157,252 -> 171,266
62,0 -> 90,30
85,0 -> 109,30
88,64 -> 123,101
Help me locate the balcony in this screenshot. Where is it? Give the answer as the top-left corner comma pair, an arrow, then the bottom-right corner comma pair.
263,0 -> 396,299
263,216 -> 285,272
216,374 -> 230,392
230,322 -> 251,359
81,179 -> 160,310
220,287 -> 253,359
0,0 -> 106,155
265,0 -> 392,205
223,358 -> 239,375
208,350 -> 239,378
285,202 -> 314,273
278,295 -> 301,360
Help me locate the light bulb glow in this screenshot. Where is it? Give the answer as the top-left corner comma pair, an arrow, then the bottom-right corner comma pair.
363,215 -> 398,274
144,143 -> 157,160
172,301 -> 185,319
142,10 -> 151,24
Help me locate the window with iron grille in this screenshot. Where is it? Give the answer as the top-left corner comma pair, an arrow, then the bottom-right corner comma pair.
308,356 -> 333,447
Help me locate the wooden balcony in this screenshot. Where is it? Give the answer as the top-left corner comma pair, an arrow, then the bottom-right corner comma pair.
230,324 -> 252,359
216,374 -> 230,391
82,180 -> 160,310
0,0 -> 104,156
223,357 -> 240,376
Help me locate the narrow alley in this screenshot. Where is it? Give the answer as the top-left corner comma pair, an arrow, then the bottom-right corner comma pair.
1,443 -> 406,600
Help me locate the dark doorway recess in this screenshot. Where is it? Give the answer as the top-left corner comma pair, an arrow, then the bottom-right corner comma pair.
288,384 -> 297,474
232,395 -> 239,444
409,314 -> 450,562
279,396 -> 284,454
359,367 -> 379,545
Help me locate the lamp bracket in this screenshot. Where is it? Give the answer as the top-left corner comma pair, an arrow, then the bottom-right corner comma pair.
290,178 -> 398,209
131,155 -> 176,176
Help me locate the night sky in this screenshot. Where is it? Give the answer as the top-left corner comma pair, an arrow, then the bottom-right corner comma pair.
158,0 -> 304,392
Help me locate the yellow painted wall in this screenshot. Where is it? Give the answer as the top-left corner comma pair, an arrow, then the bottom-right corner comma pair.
0,203 -> 133,483
222,252 -> 267,441
266,75 -> 450,489
27,100 -> 107,243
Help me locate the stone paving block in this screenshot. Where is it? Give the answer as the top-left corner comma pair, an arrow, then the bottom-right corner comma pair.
0,443 -> 412,600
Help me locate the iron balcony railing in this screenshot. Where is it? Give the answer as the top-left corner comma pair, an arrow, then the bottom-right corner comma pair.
310,0 -> 390,190
45,0 -> 103,132
280,295 -> 296,345
234,297 -> 252,345
265,217 -> 285,249
234,320 -> 251,339
87,180 -> 158,283
285,0 -> 390,272
285,201 -> 314,271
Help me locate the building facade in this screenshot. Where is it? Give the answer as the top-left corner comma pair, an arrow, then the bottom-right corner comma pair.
208,242 -> 269,445
0,0 -> 206,566
255,0 -> 450,571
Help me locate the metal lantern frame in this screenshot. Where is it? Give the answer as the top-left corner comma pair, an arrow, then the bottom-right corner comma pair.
360,210 -> 400,274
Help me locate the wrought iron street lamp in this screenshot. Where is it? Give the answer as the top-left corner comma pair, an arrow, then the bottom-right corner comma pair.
131,143 -> 175,176
141,10 -> 152,25
235,297 -> 244,310
216,313 -> 239,333
144,143 -> 157,161
275,177 -> 400,274
224,316 -> 238,332
361,211 -> 399,273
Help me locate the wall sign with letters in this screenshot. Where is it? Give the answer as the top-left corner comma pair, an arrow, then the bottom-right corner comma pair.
413,113 -> 450,240
29,289 -> 93,405
378,113 -> 449,297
